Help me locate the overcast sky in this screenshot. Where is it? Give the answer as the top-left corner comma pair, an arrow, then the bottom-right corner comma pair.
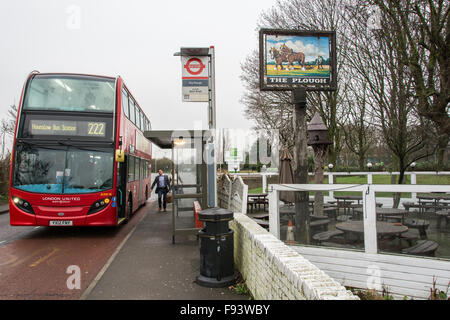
0,0 -> 277,138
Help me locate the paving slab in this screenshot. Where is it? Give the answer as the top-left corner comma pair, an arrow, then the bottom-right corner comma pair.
85,201 -> 247,300
0,204 -> 9,214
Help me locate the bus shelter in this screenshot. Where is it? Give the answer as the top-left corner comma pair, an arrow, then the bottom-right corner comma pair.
144,130 -> 209,243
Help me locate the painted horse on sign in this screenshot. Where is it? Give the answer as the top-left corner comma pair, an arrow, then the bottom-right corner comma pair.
270,44 -> 305,71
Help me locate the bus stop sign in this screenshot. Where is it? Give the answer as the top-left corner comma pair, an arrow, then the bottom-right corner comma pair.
181,55 -> 209,102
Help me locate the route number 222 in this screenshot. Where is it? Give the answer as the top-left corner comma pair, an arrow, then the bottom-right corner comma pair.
87,122 -> 105,136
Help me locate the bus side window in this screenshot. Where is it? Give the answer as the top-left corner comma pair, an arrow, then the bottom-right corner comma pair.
129,98 -> 136,125
135,157 -> 140,181
135,105 -> 140,130
128,156 -> 135,181
141,159 -> 145,180
144,160 -> 148,178
121,89 -> 129,118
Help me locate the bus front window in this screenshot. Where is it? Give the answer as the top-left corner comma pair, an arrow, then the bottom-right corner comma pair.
23,75 -> 115,113
13,146 -> 113,194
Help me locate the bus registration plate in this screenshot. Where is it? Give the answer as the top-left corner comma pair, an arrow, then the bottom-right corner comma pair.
49,220 -> 73,226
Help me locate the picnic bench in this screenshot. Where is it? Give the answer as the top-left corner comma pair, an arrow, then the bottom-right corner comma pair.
402,240 -> 439,257
418,194 -> 450,213
247,193 -> 268,212
402,201 -> 428,212
404,219 -> 430,239
310,219 -> 330,231
336,215 -> 353,222
399,230 -> 419,246
310,215 -> 329,221
312,230 -> 344,245
436,210 -> 449,228
323,207 -> 338,220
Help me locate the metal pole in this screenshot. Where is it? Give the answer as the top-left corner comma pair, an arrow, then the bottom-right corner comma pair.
292,88 -> 310,244
172,144 -> 176,244
209,46 -> 216,130
208,46 -> 217,207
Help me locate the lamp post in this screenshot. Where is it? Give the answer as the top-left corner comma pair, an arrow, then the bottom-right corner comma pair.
410,162 -> 417,201
328,163 -> 334,198
367,162 -> 373,184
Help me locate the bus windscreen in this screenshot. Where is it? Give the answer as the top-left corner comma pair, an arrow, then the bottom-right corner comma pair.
23,75 -> 115,113
13,145 -> 114,194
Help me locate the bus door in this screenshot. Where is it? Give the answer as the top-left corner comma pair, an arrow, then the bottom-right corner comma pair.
138,158 -> 143,204
117,158 -> 127,220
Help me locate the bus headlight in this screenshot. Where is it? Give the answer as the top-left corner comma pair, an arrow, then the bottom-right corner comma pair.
88,198 -> 110,215
12,196 -> 34,214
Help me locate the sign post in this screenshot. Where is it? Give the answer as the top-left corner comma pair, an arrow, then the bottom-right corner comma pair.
174,47 -> 217,207
259,28 -> 336,243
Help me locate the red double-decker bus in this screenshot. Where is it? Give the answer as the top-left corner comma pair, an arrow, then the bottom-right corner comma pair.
9,71 -> 152,226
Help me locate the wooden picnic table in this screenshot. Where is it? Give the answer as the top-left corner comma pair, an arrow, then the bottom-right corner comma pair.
353,207 -> 408,223
248,193 -> 268,198
336,221 -> 408,236
417,193 -> 450,201
436,210 -> 449,228
334,195 -> 363,203
336,221 -> 408,246
417,193 -> 450,213
247,193 -> 268,212
334,195 -> 363,215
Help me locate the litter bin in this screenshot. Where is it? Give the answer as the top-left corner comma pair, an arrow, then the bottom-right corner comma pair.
196,207 -> 236,287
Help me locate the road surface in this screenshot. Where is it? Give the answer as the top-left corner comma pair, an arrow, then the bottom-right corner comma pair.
0,202 -> 149,299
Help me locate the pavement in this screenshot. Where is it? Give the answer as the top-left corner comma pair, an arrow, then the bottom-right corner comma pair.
84,200 -> 248,300
0,197 -> 247,300
0,203 -> 8,214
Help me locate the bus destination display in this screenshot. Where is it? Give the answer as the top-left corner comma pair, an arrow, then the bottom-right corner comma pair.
30,120 -> 106,137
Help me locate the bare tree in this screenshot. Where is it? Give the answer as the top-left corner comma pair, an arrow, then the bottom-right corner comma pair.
344,3 -> 436,206
341,88 -> 376,170
371,0 -> 450,169
0,104 -> 17,159
241,0 -> 354,166
240,51 -> 294,150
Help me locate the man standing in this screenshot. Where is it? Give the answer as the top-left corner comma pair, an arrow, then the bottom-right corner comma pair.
151,169 -> 171,212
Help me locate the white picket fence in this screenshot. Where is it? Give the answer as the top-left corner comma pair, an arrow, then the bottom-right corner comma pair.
236,171 -> 450,202
217,174 -> 248,214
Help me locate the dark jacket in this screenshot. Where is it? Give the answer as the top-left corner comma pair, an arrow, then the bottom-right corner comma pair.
151,174 -> 171,193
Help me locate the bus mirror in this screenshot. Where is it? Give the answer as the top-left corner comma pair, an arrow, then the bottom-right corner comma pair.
115,150 -> 125,162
